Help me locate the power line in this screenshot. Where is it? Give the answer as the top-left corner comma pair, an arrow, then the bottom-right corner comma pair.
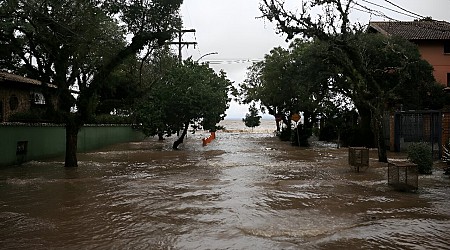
353,2 -> 398,21
360,0 -> 421,19
351,6 -> 389,20
382,0 -> 425,19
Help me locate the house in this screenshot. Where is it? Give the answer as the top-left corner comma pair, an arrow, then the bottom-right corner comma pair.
0,71 -> 58,122
368,20 -> 450,86
368,21 -> 450,156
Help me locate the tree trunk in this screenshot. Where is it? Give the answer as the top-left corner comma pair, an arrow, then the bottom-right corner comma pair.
362,114 -> 374,147
282,115 -> 292,132
355,101 -> 387,162
67,32 -> 171,164
372,113 -> 388,163
275,117 -> 280,132
65,121 -> 80,167
158,132 -> 165,141
173,123 -> 189,150
352,102 -> 375,147
337,128 -> 341,149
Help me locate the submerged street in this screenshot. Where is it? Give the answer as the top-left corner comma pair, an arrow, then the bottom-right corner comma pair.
1,121 -> 449,249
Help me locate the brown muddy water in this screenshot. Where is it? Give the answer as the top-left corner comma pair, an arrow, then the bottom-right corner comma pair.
1,120 -> 449,249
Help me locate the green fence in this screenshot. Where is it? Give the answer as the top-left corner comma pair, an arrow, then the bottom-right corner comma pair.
0,123 -> 145,167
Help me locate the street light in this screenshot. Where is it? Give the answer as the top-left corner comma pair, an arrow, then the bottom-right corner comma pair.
196,52 -> 218,62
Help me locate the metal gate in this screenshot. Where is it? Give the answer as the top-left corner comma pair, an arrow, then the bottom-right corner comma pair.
394,111 -> 441,159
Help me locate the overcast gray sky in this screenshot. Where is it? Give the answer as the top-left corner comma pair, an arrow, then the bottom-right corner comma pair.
179,0 -> 450,119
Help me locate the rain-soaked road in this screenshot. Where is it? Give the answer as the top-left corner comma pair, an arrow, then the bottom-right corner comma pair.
1,120 -> 450,249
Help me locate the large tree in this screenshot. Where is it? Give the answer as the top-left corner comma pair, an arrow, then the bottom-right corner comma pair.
0,0 -> 182,167
135,57 -> 233,149
240,47 -> 293,130
240,40 -> 329,140
260,0 -> 439,162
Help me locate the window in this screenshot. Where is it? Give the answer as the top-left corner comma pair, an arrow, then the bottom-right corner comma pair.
30,92 -> 45,105
445,40 -> 450,54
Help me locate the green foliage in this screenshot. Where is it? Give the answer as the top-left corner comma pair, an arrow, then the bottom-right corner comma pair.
319,108 -> 364,146
407,142 -> 433,174
242,104 -> 261,129
258,1 -> 441,162
95,56 -> 143,115
10,111 -> 132,125
240,40 -> 330,142
0,0 -> 182,112
241,29 -> 439,158
291,124 -> 311,147
91,114 -> 133,125
277,128 -> 291,141
9,110 -> 48,123
134,56 -> 233,138
0,0 -> 182,166
319,124 -> 337,141
240,40 -> 323,120
339,126 -> 373,147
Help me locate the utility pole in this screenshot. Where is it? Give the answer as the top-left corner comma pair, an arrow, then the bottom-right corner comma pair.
168,29 -> 197,63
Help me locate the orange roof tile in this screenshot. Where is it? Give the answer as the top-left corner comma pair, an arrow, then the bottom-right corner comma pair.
369,21 -> 450,40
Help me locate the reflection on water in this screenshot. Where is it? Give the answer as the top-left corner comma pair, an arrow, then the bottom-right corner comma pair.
0,119 -> 449,249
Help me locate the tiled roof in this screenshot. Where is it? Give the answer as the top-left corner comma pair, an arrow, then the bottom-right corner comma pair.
369,21 -> 450,40
0,71 -> 57,88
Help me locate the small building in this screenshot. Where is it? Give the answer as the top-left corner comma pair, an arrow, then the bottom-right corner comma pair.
368,20 -> 450,86
0,71 -> 58,122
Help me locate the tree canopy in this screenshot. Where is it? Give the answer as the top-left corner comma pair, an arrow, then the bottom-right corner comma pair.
257,0 -> 444,161
0,0 -> 183,166
240,40 -> 327,133
135,56 -> 233,149
242,103 -> 262,130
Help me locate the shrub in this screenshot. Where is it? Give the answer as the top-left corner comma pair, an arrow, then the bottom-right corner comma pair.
291,124 -> 310,147
277,128 -> 291,141
92,114 -> 133,124
318,124 -> 337,141
407,142 -> 433,174
8,110 -> 53,123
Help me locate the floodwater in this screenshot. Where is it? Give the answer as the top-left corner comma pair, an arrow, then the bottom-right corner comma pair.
1,119 -> 449,249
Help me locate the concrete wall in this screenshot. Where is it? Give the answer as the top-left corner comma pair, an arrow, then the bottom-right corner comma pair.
0,124 -> 145,167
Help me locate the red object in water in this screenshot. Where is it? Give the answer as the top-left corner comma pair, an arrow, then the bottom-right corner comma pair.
202,132 -> 216,146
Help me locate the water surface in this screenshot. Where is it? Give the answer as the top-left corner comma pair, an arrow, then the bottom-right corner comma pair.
1,120 -> 449,249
